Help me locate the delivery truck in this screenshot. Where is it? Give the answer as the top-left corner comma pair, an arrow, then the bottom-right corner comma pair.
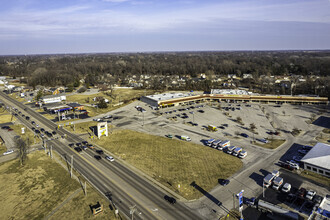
272,176 -> 284,190
208,125 -> 218,132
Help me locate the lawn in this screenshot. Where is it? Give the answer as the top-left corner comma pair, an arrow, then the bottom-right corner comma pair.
66,89 -> 155,117
0,150 -> 115,219
255,139 -> 286,149
11,124 -> 42,145
0,111 -> 14,124
0,145 -> 7,155
65,121 -> 98,134
301,170 -> 330,188
93,129 -> 243,200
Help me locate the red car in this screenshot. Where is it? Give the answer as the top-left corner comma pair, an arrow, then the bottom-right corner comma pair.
297,188 -> 307,198
8,128 -> 13,131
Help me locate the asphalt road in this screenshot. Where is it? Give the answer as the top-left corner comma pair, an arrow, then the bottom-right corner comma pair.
0,91 -> 204,220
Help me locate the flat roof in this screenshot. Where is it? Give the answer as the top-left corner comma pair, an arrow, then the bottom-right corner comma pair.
301,143 -> 330,170
144,92 -> 196,102
211,89 -> 252,95
41,94 -> 66,99
67,103 -> 83,108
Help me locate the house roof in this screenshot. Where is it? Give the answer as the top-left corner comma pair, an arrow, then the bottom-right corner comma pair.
301,143 -> 330,170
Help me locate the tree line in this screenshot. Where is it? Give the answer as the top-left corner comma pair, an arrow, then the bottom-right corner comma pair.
0,51 -> 329,97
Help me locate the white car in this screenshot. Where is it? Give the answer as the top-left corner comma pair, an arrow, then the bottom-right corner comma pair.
306,190 -> 316,200
287,160 -> 300,170
281,183 -> 291,193
105,156 -> 114,162
3,149 -> 14,155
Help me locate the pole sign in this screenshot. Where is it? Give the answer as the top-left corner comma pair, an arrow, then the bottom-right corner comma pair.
238,191 -> 243,208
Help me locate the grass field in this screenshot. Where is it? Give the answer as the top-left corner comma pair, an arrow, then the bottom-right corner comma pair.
93,129 -> 243,200
0,150 -> 115,219
65,121 -> 98,134
0,145 -> 7,155
66,89 -> 155,117
0,111 -> 14,124
11,124 -> 41,145
255,139 -> 286,149
301,170 -> 330,188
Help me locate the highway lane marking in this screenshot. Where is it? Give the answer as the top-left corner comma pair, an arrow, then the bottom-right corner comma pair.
57,140 -> 160,220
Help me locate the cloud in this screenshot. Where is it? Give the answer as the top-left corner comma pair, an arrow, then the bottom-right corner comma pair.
0,0 -> 329,39
102,0 -> 130,3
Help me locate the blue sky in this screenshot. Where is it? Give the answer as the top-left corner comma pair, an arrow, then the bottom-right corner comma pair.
0,0 -> 329,55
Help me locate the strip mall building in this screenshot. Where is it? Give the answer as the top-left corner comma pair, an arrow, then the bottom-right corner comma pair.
140,90 -> 328,108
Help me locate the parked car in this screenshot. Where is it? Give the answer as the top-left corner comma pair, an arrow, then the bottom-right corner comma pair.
303,145 -> 313,150
298,149 -> 309,155
293,156 -> 303,162
257,138 -> 269,143
281,183 -> 291,193
297,188 -> 307,198
3,149 -> 14,155
287,160 -> 300,170
241,133 -> 249,138
312,195 -> 324,206
1,126 -> 10,129
218,179 -> 230,186
68,143 -> 75,147
306,190 -> 316,200
166,134 -> 173,139
164,195 -> 176,204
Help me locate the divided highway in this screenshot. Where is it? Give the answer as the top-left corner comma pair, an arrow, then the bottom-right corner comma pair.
0,91 -> 204,220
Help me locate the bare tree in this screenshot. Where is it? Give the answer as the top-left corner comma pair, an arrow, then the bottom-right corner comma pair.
310,113 -> 317,122
236,116 -> 242,124
282,110 -> 286,116
250,123 -> 257,133
16,138 -> 28,166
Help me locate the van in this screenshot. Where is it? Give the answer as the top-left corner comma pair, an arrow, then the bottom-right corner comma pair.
181,135 -> 191,141
232,147 -> 242,156
238,150 -> 247,159
226,146 -> 236,154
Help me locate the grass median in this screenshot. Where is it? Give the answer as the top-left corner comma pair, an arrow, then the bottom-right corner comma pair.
0,150 -> 115,219
93,129 -> 243,200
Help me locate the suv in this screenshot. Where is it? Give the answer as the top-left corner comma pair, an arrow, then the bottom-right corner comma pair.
164,195 -> 176,204
306,190 -> 316,200
96,150 -> 104,155
281,183 -> 291,193
297,188 -> 307,198
94,155 -> 102,160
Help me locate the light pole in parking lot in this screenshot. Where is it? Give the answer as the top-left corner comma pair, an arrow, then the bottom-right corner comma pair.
142,111 -> 145,126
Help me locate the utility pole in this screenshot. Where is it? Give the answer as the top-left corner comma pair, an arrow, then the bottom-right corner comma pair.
142,112 -> 144,126
50,145 -> 53,159
129,205 -> 136,220
84,181 -> 87,196
70,155 -> 73,178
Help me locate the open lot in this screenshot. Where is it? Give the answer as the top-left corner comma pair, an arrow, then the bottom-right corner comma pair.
93,129 -> 243,200
0,150 -> 115,219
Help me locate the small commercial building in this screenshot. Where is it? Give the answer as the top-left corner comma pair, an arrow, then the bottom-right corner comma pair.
40,94 -> 66,104
301,143 -> 330,177
67,103 -> 84,111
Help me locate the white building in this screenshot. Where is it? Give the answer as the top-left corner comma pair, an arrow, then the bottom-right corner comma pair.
40,94 -> 66,104
141,92 -> 196,107
301,142 -> 330,177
